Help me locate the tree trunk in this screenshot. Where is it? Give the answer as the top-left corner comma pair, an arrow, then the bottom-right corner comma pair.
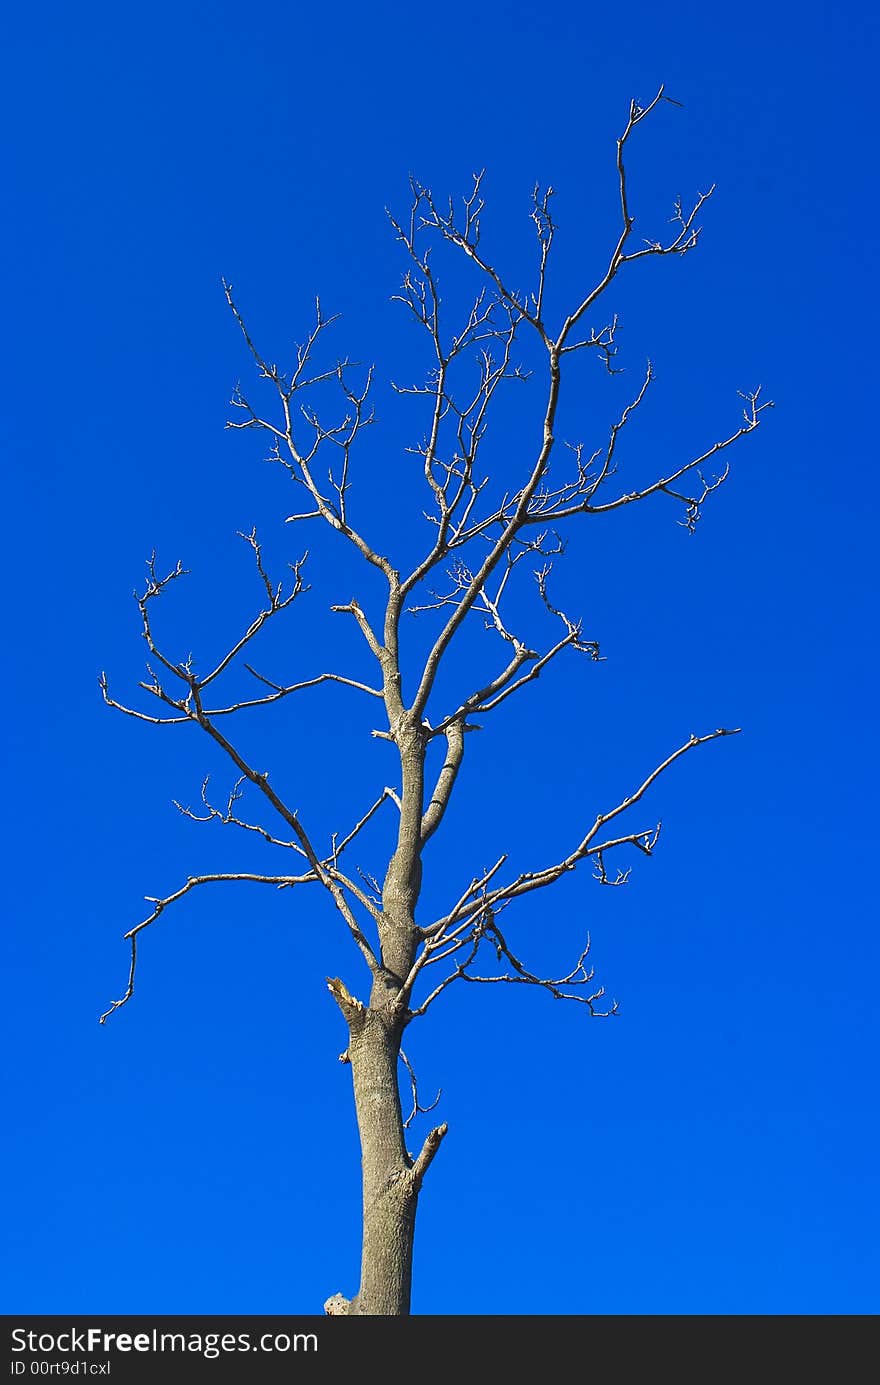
324,714 -> 448,1315
348,1006 -> 417,1315
324,972 -> 447,1316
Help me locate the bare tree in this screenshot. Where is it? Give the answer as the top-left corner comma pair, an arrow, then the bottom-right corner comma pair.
100,88 -> 771,1316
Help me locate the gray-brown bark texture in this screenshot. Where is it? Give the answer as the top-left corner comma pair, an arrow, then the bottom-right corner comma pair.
324,638 -> 449,1316
101,88 -> 770,1317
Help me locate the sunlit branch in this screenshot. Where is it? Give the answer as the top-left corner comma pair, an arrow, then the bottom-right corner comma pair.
406,918 -> 616,1019
388,187 -> 529,600
328,787 -> 399,860
408,351 -> 562,720
410,730 -> 737,1000
531,182 -> 555,326
99,871 -> 316,1024
179,685 -> 379,971
399,1049 -> 442,1131
199,532 -> 308,689
544,390 -> 772,523
99,673 -> 189,724
412,172 -> 548,343
420,561 -> 600,735
174,774 -> 302,850
100,661 -> 383,725
591,822 -> 663,886
174,773 -> 397,926
239,665 -> 383,704
555,85 -> 703,350
462,923 -> 615,1010
101,541 -> 381,725
410,1122 -> 449,1190
329,600 -> 384,663
481,728 -> 740,914
135,553 -> 192,683
223,280 -> 394,582
420,720 -> 469,843
421,857 -> 510,942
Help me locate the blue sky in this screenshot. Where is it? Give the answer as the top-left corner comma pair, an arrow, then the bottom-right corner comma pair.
2,0 -> 877,1315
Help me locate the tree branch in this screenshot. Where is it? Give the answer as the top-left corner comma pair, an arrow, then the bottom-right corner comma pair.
555,86 -> 701,350
223,281 -> 395,582
197,531 -> 308,690
543,389 -> 773,524
482,728 -> 740,913
404,727 -> 739,1018
420,720 -> 468,843
99,871 -> 315,1023
399,1049 -> 442,1130
329,600 -> 384,663
410,1122 -> 449,1190
185,691 -> 381,972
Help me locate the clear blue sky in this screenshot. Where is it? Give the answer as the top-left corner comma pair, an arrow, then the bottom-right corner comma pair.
2,0 -> 877,1316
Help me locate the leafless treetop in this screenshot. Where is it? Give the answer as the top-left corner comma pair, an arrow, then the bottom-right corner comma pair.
101,87 -> 770,1028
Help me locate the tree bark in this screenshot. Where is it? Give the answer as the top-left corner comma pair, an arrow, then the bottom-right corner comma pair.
325,972 -> 447,1316
347,1005 -> 417,1315
323,625 -> 451,1315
